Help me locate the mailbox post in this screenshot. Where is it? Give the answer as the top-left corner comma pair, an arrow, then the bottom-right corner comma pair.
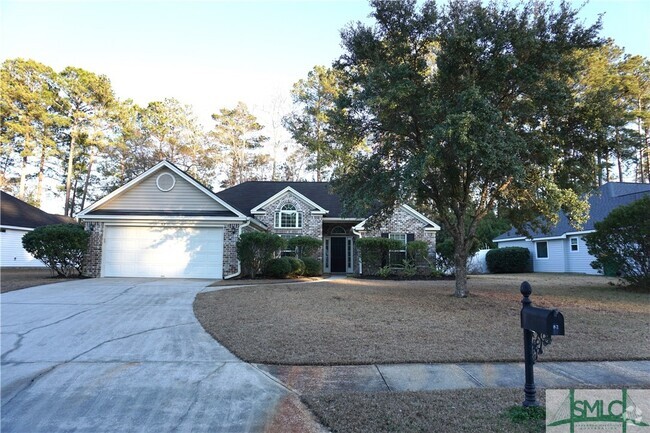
520,281 -> 564,407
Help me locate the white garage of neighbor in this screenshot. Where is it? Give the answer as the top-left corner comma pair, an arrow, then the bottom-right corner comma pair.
1,191 -> 74,268
77,161 -> 256,279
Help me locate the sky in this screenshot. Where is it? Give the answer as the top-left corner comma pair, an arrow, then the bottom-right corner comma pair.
1,0 -> 649,212
2,0 -> 649,129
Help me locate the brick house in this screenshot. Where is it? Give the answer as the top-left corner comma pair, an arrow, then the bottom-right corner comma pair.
77,161 -> 440,279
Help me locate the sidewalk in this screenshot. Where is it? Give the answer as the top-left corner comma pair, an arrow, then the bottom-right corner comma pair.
257,360 -> 650,394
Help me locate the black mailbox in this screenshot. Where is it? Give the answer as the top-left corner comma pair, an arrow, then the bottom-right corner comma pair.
521,306 -> 564,336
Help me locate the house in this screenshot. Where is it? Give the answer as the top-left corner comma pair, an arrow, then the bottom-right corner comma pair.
493,182 -> 650,274
0,191 -> 74,267
76,161 -> 440,279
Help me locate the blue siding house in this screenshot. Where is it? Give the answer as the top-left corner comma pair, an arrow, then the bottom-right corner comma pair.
493,182 -> 650,274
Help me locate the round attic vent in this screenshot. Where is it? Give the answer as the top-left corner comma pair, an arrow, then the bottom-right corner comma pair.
156,173 -> 176,192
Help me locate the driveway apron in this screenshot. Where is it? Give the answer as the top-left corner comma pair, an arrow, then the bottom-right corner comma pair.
1,278 -> 318,433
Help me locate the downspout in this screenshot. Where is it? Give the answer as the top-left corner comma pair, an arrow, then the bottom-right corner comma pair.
352,226 -> 362,275
224,219 -> 252,280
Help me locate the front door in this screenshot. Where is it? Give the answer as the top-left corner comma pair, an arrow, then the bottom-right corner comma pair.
330,237 -> 347,273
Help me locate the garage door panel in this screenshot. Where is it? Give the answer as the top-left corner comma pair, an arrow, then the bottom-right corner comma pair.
102,226 -> 223,279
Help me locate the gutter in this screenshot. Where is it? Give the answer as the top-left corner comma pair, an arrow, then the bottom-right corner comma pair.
352,226 -> 363,275
224,218 -> 252,280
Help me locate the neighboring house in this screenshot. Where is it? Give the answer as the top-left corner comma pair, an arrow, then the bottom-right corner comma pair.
77,160 -> 440,279
1,191 -> 74,267
493,182 -> 650,274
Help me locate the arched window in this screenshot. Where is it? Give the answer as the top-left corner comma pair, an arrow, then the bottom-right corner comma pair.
274,203 -> 303,228
331,226 -> 347,235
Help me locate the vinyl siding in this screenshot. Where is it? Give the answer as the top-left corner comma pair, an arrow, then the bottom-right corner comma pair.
532,239 -> 566,272
498,237 -> 599,274
99,168 -> 227,211
565,236 -> 599,274
0,228 -> 45,267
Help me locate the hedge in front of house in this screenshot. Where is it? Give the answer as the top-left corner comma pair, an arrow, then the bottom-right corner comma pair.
287,236 -> 322,258
237,231 -> 286,278
286,257 -> 306,276
302,257 -> 322,276
22,223 -> 89,277
356,237 -> 405,275
486,247 -> 530,273
265,257 -> 293,278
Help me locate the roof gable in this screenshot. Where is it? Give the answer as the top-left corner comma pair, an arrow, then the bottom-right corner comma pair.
77,161 -> 245,218
250,186 -> 328,215
494,182 -> 650,242
353,204 -> 441,231
217,182 -> 344,217
1,191 -> 73,229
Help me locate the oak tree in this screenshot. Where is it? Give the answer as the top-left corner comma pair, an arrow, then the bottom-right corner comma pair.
330,0 -> 602,297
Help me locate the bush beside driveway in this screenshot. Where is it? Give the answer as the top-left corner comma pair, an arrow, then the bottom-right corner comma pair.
194,274 -> 649,365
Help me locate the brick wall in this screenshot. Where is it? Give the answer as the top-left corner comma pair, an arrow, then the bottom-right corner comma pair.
223,223 -> 241,277
360,207 -> 437,274
83,221 -> 104,277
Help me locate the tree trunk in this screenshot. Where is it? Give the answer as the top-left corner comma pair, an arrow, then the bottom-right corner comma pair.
36,149 -> 46,207
596,152 -> 603,186
617,152 -> 623,182
640,148 -> 646,183
80,151 -> 95,211
70,177 -> 78,217
452,231 -> 469,298
18,155 -> 28,200
64,134 -> 76,216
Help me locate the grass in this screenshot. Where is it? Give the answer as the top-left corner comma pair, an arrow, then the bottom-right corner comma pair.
303,388 -> 547,433
194,273 -> 649,365
0,267 -> 76,293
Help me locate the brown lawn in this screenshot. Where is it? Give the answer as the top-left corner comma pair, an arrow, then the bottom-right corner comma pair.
194,273 -> 650,365
0,267 -> 73,293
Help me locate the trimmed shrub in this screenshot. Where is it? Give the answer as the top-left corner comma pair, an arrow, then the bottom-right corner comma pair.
407,240 -> 429,261
287,236 -> 322,258
286,257 -> 306,277
302,257 -> 322,277
486,247 -> 531,273
265,257 -> 292,278
356,237 -> 404,275
237,232 -> 286,278
22,223 -> 89,277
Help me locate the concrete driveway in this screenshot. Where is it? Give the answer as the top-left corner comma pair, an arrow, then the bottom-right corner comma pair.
1,278 -> 323,433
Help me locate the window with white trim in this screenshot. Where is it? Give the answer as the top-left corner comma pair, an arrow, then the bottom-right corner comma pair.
536,241 -> 548,259
274,204 -> 303,228
570,237 -> 579,252
389,233 -> 407,264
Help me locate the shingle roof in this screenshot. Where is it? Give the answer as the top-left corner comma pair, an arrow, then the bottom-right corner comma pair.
1,191 -> 75,229
216,181 -> 348,217
494,182 -> 650,241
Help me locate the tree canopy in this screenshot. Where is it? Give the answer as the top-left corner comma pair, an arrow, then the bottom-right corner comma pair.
328,0 -> 603,296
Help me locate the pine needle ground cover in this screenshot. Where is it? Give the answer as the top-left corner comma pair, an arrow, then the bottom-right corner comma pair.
194,274 -> 649,365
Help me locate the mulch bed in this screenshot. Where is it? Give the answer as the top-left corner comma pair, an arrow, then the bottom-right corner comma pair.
194,274 -> 649,365
208,276 -> 325,287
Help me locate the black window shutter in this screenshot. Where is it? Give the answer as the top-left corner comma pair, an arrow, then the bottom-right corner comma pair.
381,233 -> 388,238
407,233 -> 415,243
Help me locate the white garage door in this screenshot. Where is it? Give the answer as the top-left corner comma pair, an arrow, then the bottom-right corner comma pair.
102,226 -> 223,279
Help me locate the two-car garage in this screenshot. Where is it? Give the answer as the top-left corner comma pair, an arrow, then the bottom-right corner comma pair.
77,161 -> 249,280
101,226 -> 224,279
